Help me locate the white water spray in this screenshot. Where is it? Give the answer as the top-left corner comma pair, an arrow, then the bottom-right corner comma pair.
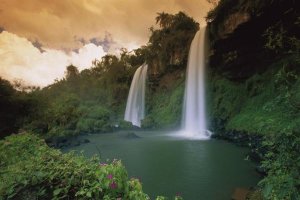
181,27 -> 211,139
124,63 -> 148,127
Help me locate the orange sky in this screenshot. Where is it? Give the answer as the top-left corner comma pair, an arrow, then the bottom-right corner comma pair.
0,0 -> 212,86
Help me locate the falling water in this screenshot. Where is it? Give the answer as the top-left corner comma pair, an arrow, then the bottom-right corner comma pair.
182,27 -> 211,138
124,63 -> 148,127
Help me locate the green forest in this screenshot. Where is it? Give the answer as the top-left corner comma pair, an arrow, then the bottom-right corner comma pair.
0,0 -> 299,199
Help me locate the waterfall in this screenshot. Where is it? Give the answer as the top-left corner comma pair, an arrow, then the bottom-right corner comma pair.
181,26 -> 211,138
124,63 -> 148,127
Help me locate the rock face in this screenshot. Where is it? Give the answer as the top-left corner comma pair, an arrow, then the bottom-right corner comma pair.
208,0 -> 299,80
218,12 -> 251,39
148,58 -> 161,76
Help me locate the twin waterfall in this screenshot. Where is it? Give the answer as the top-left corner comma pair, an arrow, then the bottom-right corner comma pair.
182,27 -> 211,138
125,27 -> 211,139
124,63 -> 148,127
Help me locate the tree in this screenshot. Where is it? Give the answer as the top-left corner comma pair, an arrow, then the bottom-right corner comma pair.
65,65 -> 79,80
156,12 -> 172,28
0,77 -> 32,137
148,12 -> 199,74
207,0 -> 220,6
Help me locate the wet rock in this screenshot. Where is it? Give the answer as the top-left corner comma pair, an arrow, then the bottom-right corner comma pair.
255,165 -> 267,176
46,135 -> 90,148
72,140 -> 80,146
82,138 -> 90,143
124,132 -> 140,139
218,12 -> 251,39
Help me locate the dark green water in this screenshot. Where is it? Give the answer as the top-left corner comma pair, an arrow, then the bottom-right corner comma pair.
64,131 -> 260,200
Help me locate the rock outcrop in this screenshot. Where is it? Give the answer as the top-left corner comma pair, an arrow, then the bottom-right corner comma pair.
208,0 -> 299,80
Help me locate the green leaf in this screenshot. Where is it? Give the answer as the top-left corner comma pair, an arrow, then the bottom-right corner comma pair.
53,188 -> 62,196
87,191 -> 92,197
263,184 -> 273,198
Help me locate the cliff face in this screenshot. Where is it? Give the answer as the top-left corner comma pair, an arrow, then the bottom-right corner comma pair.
208,0 -> 299,80
143,0 -> 300,131
206,0 -> 300,136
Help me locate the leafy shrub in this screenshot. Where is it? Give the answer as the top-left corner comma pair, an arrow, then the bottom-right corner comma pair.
0,134 -> 150,199
259,132 -> 300,199
263,22 -> 300,55
156,196 -> 183,200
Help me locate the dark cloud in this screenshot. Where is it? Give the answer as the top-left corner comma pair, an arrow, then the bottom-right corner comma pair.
75,36 -> 86,45
31,40 -> 45,53
0,26 -> 5,33
73,33 -> 115,53
89,32 -> 115,52
78,38 -> 86,45
73,48 -> 80,53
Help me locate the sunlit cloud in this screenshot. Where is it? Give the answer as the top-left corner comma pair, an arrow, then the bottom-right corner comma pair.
0,31 -> 106,87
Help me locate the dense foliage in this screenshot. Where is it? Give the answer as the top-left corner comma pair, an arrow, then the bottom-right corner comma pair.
0,134 -> 146,199
259,132 -> 300,199
0,133 -> 184,200
207,0 -> 300,199
0,78 -> 34,138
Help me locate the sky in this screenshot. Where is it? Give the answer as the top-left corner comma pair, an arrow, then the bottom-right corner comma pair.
0,0 -> 212,87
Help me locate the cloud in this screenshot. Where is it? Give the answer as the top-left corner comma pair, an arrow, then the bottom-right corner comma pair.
0,0 -> 212,51
89,32 -> 115,52
31,40 -> 45,53
0,31 -> 106,87
0,1 -> 212,86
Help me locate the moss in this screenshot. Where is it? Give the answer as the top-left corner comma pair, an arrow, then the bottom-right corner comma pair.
143,74 -> 185,129
209,55 -> 300,135
208,75 -> 246,121
76,105 -> 112,133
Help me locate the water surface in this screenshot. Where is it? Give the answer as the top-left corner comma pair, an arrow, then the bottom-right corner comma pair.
64,131 -> 260,200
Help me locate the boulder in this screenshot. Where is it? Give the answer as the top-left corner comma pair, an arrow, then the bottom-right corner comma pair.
124,132 -> 140,139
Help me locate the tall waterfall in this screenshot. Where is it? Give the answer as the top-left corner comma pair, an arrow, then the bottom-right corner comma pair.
182,27 -> 211,138
124,63 -> 148,127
